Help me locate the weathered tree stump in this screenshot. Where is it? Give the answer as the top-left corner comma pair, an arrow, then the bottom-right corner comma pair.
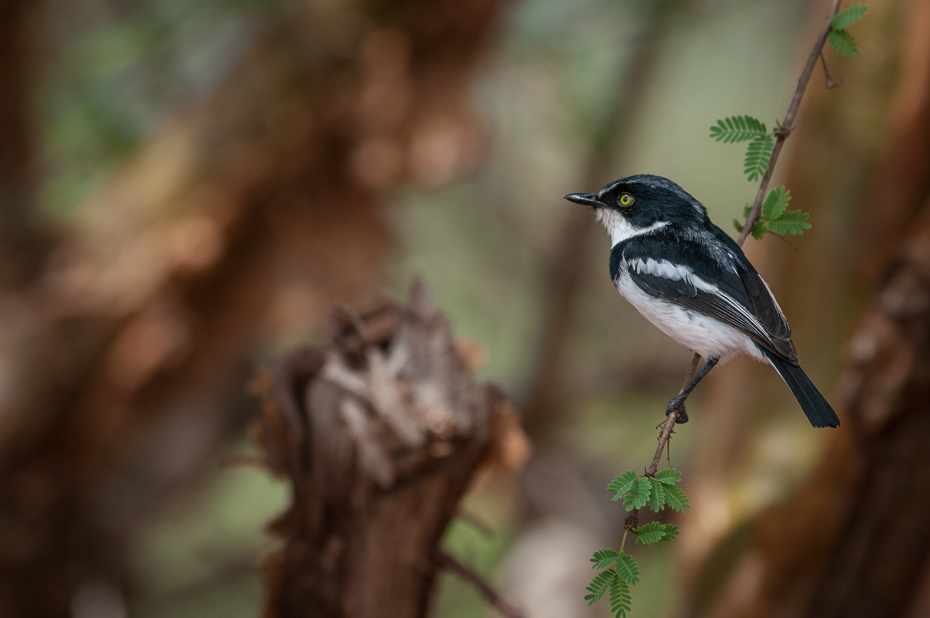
252,281 -> 525,618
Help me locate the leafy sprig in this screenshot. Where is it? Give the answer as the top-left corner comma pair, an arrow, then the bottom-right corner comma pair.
732,186 -> 811,239
608,467 -> 690,513
708,115 -> 812,237
588,469 -> 689,617
828,4 -> 867,58
709,115 -> 775,183
709,116 -> 767,143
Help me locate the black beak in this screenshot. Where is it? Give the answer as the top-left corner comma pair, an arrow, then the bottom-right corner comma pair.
563,192 -> 604,208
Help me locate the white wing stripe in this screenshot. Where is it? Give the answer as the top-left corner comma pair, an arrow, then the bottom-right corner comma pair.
627,257 -> 774,345
628,258 -> 717,293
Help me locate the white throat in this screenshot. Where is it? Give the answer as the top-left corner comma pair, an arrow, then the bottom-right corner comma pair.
595,209 -> 668,247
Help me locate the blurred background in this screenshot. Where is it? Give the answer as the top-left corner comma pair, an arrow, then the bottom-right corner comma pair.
2,0 -> 928,617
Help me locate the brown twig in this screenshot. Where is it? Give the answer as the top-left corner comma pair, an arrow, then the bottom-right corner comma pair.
820,52 -> 842,89
642,0 -> 844,486
438,552 -> 524,618
736,0 -> 844,246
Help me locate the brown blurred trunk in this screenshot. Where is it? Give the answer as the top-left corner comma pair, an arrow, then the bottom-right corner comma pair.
691,1 -> 930,616
253,283 -> 525,618
0,1 -> 502,616
704,197 -> 930,618
0,0 -> 51,284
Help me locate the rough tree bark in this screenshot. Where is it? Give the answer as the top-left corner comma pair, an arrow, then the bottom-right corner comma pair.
252,281 -> 526,618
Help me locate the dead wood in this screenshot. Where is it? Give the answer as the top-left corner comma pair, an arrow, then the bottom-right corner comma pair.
252,281 -> 527,618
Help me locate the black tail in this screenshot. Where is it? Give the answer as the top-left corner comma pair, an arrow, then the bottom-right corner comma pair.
761,349 -> 840,428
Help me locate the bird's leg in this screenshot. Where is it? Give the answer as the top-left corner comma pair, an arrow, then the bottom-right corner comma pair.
665,357 -> 719,424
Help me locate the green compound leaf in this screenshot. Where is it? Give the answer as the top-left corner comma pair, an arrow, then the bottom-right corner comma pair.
609,578 -> 633,618
647,478 -> 665,512
767,210 -> 811,235
762,186 -> 791,221
750,221 -> 768,240
654,468 -> 682,487
632,522 -> 680,544
608,470 -> 637,502
632,521 -> 668,545
663,484 -> 691,512
744,133 -> 775,182
615,552 -> 640,586
591,548 -> 619,570
585,569 -> 617,605
831,3 -> 868,31
709,115 -> 767,143
828,29 -> 859,58
623,477 -> 652,511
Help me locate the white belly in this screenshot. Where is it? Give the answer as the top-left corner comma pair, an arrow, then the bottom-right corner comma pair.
614,272 -> 766,364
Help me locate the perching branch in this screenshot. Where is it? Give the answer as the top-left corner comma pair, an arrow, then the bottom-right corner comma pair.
645,0 -> 845,481
646,354 -> 699,476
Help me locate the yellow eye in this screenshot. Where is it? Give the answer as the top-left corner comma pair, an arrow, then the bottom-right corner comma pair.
619,193 -> 634,206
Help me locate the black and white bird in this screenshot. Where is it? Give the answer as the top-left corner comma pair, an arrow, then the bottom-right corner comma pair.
565,174 -> 839,428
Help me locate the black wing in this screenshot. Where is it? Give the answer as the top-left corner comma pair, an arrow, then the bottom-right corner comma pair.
613,227 -> 798,363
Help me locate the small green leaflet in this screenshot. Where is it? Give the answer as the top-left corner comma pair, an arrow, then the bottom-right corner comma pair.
654,468 -> 682,486
762,186 -> 790,220
744,133 -> 774,182
585,570 -> 616,605
767,210 -> 811,235
659,525 -> 679,543
623,478 -> 652,511
610,579 -> 632,618
831,3 -> 867,31
828,30 -> 859,58
709,115 -> 767,143
591,548 -> 619,570
663,485 -> 690,512
646,479 -> 665,512
614,553 -> 640,586
608,470 -> 637,502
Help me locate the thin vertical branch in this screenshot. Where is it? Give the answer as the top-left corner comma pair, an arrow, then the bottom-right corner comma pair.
736,0 -> 844,246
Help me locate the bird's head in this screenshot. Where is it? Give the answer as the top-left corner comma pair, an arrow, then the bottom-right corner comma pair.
564,174 -> 706,244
